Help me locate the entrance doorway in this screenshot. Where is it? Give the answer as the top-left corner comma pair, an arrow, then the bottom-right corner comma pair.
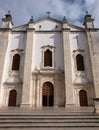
8,89 -> 17,106
42,82 -> 54,106
79,90 -> 88,106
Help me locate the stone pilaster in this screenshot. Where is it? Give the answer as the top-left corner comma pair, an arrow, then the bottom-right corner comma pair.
0,12 -> 13,106
21,18 -> 35,107
32,76 -> 36,107
0,11 -> 13,87
62,17 -> 74,107
54,75 -> 58,107
83,12 -> 99,112
0,29 -> 11,106
0,30 -> 10,82
36,76 -> 41,107
86,30 -> 99,112
54,72 -> 65,107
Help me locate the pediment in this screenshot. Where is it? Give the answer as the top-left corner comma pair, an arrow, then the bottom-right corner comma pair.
12,17 -> 84,31
34,17 -> 62,31
35,17 -> 62,24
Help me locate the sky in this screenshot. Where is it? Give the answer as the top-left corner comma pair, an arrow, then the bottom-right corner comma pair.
0,0 -> 99,27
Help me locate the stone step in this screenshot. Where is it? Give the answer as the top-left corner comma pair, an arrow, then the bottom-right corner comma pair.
0,118 -> 99,123
0,109 -> 93,115
0,115 -> 99,127
0,115 -> 99,119
0,106 -> 94,113
0,122 -> 99,128
0,107 -> 98,129
0,112 -> 95,116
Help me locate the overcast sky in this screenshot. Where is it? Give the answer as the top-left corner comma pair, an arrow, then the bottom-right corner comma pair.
0,0 -> 99,27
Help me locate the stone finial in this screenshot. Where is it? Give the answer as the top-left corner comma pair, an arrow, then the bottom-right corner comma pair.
86,11 -> 89,15
85,11 -> 91,17
5,10 -> 12,19
8,10 -> 11,14
2,10 -> 13,27
63,16 -> 68,23
29,16 -> 35,24
83,11 -> 94,28
28,16 -> 35,28
30,16 -> 34,21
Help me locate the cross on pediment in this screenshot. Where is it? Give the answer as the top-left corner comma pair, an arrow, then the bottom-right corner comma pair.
46,11 -> 51,17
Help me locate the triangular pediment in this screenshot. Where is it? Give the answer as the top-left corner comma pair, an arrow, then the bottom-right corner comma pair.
34,17 -> 62,31
35,17 -> 62,24
12,17 -> 84,32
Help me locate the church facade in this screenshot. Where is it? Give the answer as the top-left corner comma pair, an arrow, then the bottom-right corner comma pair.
0,11 -> 99,112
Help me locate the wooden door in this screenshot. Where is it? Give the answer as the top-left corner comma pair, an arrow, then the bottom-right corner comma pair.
79,90 -> 88,106
8,90 -> 17,106
42,82 -> 54,106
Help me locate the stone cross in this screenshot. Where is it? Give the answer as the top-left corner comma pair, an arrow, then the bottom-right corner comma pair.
46,11 -> 51,17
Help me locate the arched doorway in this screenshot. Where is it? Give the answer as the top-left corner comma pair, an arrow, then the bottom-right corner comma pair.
42,82 -> 54,107
8,89 -> 17,106
79,90 -> 88,106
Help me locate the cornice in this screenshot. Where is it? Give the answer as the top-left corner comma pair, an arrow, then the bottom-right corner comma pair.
26,28 -> 35,32
3,82 -> 23,86
0,28 -> 12,32
85,28 -> 99,31
62,28 -> 70,32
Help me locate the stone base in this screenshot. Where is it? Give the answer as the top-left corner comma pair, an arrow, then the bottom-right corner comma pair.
65,103 -> 75,108
21,103 -> 31,107
94,98 -> 99,113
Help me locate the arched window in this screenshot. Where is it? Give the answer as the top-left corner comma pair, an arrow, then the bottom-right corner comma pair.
44,49 -> 52,67
12,54 -> 20,70
76,54 -> 85,71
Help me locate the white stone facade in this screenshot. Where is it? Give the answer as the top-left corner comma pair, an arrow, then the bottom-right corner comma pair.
0,12 -> 99,112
